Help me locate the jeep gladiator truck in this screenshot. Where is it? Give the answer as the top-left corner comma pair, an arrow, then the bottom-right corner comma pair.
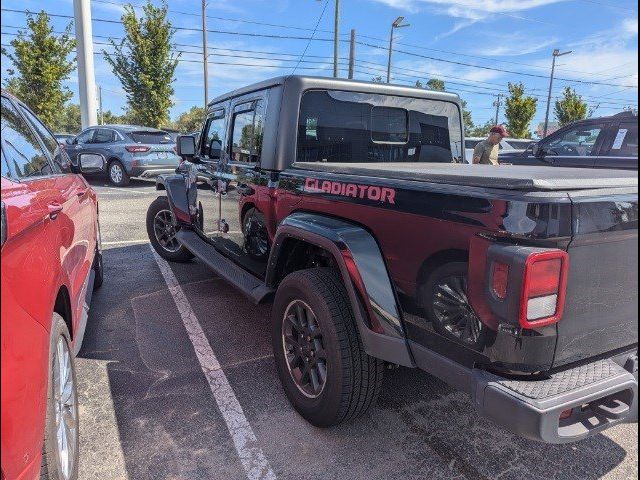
146,76 -> 638,444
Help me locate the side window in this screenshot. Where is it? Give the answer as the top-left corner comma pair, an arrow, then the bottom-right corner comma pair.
93,129 -> 115,144
230,100 -> 264,163
201,109 -> 226,160
76,129 -> 95,144
0,96 -> 53,178
1,148 -> 10,178
546,125 -> 603,156
18,105 -> 67,173
610,122 -> 638,157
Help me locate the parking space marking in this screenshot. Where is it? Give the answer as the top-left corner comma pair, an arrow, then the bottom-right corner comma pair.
151,247 -> 277,480
103,239 -> 150,246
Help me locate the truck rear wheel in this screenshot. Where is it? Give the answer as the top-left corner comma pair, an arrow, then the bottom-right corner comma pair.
271,267 -> 384,427
146,196 -> 194,263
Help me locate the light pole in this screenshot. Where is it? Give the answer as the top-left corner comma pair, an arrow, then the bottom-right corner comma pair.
386,16 -> 409,83
202,0 -> 209,109
333,0 -> 340,77
73,0 -> 98,128
543,48 -> 572,137
493,93 -> 502,125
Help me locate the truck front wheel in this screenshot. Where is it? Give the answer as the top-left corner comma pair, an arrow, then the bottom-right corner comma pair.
146,196 -> 194,262
271,267 -> 384,427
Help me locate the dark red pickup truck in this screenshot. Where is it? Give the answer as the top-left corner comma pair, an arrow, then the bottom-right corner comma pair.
147,76 -> 638,444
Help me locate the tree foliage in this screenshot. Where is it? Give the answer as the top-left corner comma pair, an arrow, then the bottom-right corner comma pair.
170,106 -> 206,132
103,1 -> 179,127
371,75 -> 384,83
57,103 -> 81,133
504,82 -> 537,138
467,120 -> 494,137
426,78 -> 445,91
2,11 -> 76,130
554,87 -> 588,126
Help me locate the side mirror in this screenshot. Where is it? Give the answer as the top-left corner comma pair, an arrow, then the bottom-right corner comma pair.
78,152 -> 105,173
531,143 -> 542,156
177,135 -> 197,162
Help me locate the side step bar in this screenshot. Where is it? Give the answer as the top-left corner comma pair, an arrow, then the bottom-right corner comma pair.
176,230 -> 274,305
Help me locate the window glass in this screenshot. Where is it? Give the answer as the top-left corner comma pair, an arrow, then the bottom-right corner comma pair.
93,129 -> 115,144
1,96 -> 52,178
296,90 -> 462,164
371,106 -> 407,143
230,100 -> 264,163
201,110 -> 226,160
19,105 -> 66,173
129,131 -> 171,144
1,149 -> 10,178
546,125 -> 603,156
76,129 -> 94,144
610,123 -> 638,157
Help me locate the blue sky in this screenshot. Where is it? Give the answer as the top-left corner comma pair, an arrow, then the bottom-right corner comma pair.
1,0 -> 638,131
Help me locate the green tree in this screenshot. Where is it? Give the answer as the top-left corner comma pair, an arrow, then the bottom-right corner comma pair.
103,1 -> 179,127
57,103 -> 81,133
467,120 -> 494,137
504,82 -> 537,138
171,106 -> 206,132
415,80 -> 423,88
554,87 -> 588,126
102,109 -> 133,125
426,78 -> 445,91
371,75 -> 384,83
2,11 -> 76,130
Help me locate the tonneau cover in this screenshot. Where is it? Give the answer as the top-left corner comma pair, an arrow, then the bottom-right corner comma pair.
293,162 -> 638,191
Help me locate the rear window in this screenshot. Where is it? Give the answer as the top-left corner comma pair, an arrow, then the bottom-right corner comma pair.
129,131 -> 172,144
297,90 -> 463,164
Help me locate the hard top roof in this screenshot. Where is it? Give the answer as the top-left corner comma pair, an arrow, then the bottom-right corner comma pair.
207,75 -> 461,108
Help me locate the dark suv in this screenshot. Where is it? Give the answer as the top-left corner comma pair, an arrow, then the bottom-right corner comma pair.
499,111 -> 638,170
65,125 -> 180,186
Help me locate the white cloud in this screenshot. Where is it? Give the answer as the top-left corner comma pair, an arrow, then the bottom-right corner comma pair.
370,0 -> 566,17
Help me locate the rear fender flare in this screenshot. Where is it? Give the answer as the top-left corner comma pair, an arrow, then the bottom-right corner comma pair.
267,212 -> 415,367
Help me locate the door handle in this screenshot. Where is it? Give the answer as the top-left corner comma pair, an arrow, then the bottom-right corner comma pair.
47,203 -> 63,220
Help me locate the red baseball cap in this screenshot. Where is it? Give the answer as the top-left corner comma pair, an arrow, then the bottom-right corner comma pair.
490,125 -> 509,137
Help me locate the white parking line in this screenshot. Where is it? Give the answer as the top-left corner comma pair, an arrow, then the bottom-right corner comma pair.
151,247 -> 276,480
103,239 -> 150,246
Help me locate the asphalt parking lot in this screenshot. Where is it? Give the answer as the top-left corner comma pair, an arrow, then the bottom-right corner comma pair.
76,178 -> 638,480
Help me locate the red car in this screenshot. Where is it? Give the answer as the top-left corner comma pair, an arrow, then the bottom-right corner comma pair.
1,91 -> 103,480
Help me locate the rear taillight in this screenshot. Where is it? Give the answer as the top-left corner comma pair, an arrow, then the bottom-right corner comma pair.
125,145 -> 151,153
520,250 -> 569,328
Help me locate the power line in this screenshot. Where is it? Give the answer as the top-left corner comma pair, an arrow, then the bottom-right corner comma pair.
292,0 -> 330,74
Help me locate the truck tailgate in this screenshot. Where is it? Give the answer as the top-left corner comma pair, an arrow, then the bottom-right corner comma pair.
554,188 -> 638,367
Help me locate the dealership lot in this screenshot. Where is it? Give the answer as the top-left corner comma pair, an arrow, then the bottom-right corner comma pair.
76,179 -> 638,480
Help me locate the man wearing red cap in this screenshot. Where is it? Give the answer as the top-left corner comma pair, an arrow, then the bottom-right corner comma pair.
472,125 -> 509,165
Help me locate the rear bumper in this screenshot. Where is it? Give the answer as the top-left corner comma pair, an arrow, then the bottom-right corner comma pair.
410,341 -> 637,443
129,166 -> 177,178
471,353 -> 638,443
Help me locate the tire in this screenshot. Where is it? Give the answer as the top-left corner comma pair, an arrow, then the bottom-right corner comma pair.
242,208 -> 270,261
107,159 -> 130,186
41,313 -> 79,480
146,196 -> 194,262
272,267 -> 384,427
92,245 -> 104,290
423,262 -> 484,348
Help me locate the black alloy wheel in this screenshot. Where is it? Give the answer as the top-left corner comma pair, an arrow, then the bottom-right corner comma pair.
432,273 -> 482,345
282,300 -> 327,398
243,208 -> 270,260
153,209 -> 180,253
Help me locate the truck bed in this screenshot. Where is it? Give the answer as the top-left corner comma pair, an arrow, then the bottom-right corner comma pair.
293,162 -> 638,191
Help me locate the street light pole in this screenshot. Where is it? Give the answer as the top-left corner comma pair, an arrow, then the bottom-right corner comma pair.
73,0 -> 98,128
348,28 -> 356,79
493,94 -> 502,125
333,0 -> 340,77
386,17 -> 409,83
202,0 -> 209,109
543,48 -> 572,137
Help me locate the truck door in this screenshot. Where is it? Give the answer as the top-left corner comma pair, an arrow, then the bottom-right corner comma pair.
211,95 -> 270,278
595,120 -> 638,170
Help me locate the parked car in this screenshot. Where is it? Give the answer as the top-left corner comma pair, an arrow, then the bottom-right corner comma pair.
464,136 -> 523,163
503,138 -> 535,150
148,76 -> 638,444
53,133 -> 76,148
65,125 -> 180,186
1,90 -> 103,480
499,111 -> 638,169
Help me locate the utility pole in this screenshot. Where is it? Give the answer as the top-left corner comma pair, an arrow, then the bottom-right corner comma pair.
386,17 -> 409,83
493,94 -> 502,125
348,29 -> 356,79
98,85 -> 103,125
73,0 -> 98,128
543,48 -> 572,137
333,0 -> 340,77
202,0 -> 209,108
